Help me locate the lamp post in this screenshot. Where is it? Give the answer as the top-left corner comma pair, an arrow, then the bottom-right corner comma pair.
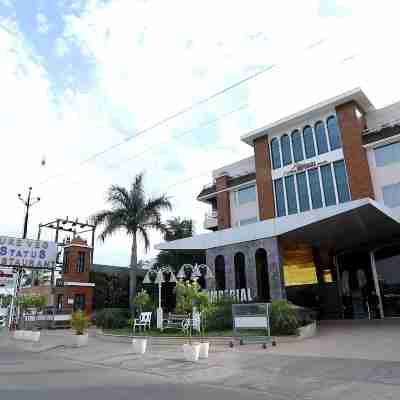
143,266 -> 176,330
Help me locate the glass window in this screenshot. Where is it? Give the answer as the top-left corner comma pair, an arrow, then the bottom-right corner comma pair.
308,168 -> 323,209
281,134 -> 292,166
77,252 -> 85,273
303,126 -> 316,159
236,185 -> 256,205
239,217 -> 258,226
270,138 -> 281,169
284,175 -> 298,214
274,178 -> 286,217
327,116 -> 342,150
375,142 -> 400,167
382,182 -> 400,208
63,252 -> 69,273
296,172 -> 310,212
333,160 -> 351,203
320,164 -> 336,206
291,130 -> 304,163
314,121 -> 329,155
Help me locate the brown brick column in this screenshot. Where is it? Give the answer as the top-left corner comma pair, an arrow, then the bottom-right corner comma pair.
254,136 -> 275,220
216,174 -> 231,230
336,101 -> 374,200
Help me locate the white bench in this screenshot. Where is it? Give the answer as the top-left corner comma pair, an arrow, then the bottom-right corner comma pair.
132,312 -> 152,333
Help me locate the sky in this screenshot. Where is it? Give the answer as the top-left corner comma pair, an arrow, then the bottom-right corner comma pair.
1,0 -> 400,267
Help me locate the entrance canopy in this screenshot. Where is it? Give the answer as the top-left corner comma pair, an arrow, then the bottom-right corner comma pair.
155,198 -> 400,252
280,200 -> 400,253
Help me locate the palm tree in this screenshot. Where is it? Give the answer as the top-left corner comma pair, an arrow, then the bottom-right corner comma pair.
91,173 -> 172,312
163,217 -> 194,242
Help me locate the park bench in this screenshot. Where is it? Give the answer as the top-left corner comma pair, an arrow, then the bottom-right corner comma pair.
132,312 -> 152,333
163,313 -> 191,332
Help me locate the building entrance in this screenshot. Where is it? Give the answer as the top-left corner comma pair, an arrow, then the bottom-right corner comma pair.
337,252 -> 380,319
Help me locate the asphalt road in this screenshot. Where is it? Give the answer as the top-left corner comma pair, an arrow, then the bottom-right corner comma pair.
2,327 -> 400,400
0,347 -> 266,400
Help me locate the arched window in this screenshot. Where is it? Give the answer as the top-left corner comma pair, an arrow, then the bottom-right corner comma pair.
291,130 -> 304,163
327,116 -> 342,150
255,248 -> 270,301
314,121 -> 329,155
303,126 -> 316,159
280,134 -> 292,166
234,252 -> 246,289
270,138 -> 281,169
214,255 -> 226,291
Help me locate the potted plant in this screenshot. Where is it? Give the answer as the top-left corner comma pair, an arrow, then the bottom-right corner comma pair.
176,282 -> 201,362
196,290 -> 211,359
71,310 -> 90,347
131,290 -> 153,354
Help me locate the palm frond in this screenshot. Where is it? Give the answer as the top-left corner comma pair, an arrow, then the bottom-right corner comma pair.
138,226 -> 150,252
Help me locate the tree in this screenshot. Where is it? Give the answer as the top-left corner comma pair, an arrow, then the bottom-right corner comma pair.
156,217 -> 205,272
91,173 -> 172,313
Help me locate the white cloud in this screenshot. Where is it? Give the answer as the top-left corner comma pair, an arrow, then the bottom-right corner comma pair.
1,0 -> 400,266
36,13 -> 50,34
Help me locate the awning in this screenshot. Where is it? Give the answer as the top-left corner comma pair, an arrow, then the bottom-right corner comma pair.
155,198 -> 400,252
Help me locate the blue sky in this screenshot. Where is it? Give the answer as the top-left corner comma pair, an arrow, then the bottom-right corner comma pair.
1,0 -> 399,266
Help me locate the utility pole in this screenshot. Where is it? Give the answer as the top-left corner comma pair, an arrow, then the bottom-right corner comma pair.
18,187 -> 41,239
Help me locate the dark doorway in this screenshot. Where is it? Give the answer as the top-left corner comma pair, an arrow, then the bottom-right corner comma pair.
234,252 -> 247,289
215,255 -> 226,290
255,248 -> 270,301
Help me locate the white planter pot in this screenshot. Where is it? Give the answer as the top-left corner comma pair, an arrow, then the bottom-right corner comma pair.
182,343 -> 201,362
74,333 -> 89,347
132,338 -> 147,354
299,322 -> 318,339
29,331 -> 41,342
199,342 -> 210,359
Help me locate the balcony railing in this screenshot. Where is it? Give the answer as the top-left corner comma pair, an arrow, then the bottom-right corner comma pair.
203,211 -> 218,230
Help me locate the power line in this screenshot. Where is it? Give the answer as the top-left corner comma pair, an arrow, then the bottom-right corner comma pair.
105,103 -> 249,171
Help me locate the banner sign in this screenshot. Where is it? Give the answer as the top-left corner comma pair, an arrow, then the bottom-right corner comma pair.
0,236 -> 57,269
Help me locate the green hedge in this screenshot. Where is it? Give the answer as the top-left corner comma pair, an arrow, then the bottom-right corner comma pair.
95,308 -> 130,330
204,296 -> 235,331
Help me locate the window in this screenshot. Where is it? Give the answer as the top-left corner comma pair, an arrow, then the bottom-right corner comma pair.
327,116 -> 342,150
382,182 -> 400,208
314,121 -> 329,154
239,217 -> 258,226
291,130 -> 304,163
308,168 -> 323,209
74,294 -> 86,311
63,252 -> 69,273
284,175 -> 298,214
235,185 -> 256,206
214,255 -> 226,291
270,138 -> 281,169
234,252 -> 246,289
320,164 -> 336,206
77,252 -> 85,273
333,160 -> 351,203
281,134 -> 292,166
296,172 -> 310,212
274,178 -> 286,217
375,142 -> 400,167
303,126 -> 316,159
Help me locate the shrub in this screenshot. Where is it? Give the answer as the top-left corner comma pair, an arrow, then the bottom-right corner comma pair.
203,296 -> 235,331
71,311 -> 90,335
95,308 -> 130,330
175,281 -> 209,315
133,290 -> 154,314
270,300 -> 299,335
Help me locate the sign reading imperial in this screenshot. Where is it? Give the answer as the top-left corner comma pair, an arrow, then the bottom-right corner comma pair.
0,236 -> 57,269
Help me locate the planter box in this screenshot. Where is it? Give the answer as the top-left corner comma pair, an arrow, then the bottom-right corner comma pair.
182,343 -> 201,362
199,342 -> 210,359
132,338 -> 147,354
298,322 -> 318,339
73,333 -> 89,347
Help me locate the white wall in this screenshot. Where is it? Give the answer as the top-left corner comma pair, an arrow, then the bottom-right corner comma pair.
366,101 -> 400,131
229,184 -> 259,228
212,156 -> 255,179
367,139 -> 400,217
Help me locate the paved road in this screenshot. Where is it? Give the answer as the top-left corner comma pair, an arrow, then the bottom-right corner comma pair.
1,326 -> 400,399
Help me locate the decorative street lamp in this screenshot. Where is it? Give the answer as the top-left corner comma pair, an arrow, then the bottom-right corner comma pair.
143,265 -> 176,329
177,264 -> 214,287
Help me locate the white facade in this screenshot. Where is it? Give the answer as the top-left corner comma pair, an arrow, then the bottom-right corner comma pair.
212,156 -> 255,179
229,183 -> 259,227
